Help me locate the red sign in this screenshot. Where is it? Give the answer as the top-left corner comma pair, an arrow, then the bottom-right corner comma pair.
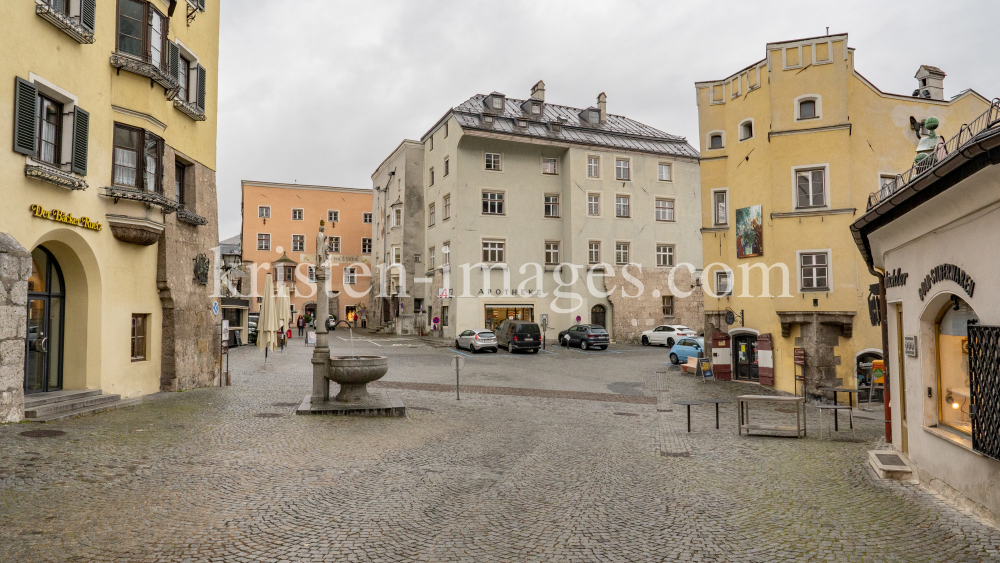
794,348 -> 806,366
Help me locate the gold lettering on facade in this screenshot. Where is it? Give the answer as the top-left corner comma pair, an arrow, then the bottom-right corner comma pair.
29,204 -> 103,232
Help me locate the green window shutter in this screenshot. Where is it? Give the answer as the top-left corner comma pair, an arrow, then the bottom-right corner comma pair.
71,107 -> 90,176
196,65 -> 206,110
198,0 -> 206,11
80,0 -> 96,32
168,42 -> 180,81
13,77 -> 38,156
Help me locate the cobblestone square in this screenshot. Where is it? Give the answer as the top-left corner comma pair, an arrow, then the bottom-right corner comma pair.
2,334 -> 998,562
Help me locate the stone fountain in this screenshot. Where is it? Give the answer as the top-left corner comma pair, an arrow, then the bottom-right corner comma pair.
297,222 -> 404,417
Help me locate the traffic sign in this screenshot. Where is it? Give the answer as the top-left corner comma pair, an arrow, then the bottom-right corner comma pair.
212,301 -> 220,316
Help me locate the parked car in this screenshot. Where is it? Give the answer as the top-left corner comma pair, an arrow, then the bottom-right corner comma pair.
496,320 -> 541,353
640,324 -> 697,347
669,337 -> 705,365
557,324 -> 609,350
455,329 -> 498,353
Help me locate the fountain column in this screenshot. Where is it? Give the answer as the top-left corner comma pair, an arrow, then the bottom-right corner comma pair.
311,222 -> 330,404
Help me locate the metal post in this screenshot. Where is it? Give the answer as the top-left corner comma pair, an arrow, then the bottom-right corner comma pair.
456,365 -> 460,400
219,321 -> 223,387
687,404 -> 692,433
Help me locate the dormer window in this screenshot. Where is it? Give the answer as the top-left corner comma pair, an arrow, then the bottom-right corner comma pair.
590,110 -> 600,123
548,121 -> 562,133
516,118 -> 528,128
482,113 -> 494,125
531,102 -> 541,114
492,97 -> 503,109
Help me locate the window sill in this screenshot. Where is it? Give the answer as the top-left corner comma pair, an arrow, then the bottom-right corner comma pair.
923,425 -> 981,456
110,53 -> 179,98
102,185 -> 179,213
799,288 -> 830,293
25,164 -> 88,191
35,3 -> 94,44
174,99 -> 206,121
771,208 -> 855,219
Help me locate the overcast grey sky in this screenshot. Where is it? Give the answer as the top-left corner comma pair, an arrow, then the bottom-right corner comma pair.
215,0 -> 1000,238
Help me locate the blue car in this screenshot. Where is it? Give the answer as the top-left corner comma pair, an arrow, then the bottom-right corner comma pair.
669,337 -> 705,365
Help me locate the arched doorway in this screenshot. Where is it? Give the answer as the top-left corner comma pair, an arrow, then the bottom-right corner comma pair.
731,330 -> 760,382
590,304 -> 606,328
25,246 -> 65,394
934,295 -> 979,437
855,348 -> 884,402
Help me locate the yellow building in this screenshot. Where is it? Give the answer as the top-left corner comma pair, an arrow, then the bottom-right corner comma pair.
695,33 -> 990,397
0,0 -> 220,422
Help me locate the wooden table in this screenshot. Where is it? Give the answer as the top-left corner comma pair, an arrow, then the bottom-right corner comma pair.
737,395 -> 806,438
818,387 -> 860,431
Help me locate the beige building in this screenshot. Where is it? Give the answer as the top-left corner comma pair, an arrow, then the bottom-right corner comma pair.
0,0 -> 221,422
695,34 -> 990,396
371,82 -> 703,341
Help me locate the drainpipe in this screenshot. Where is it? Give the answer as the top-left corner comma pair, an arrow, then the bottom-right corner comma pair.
867,263 -> 892,442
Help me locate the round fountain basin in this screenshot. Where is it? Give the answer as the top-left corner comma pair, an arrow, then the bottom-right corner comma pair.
326,355 -> 389,385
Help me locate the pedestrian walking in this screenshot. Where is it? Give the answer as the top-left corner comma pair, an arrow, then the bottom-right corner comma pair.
297,314 -> 305,337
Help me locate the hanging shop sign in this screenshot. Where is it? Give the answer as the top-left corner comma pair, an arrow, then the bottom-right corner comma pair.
29,204 -> 102,231
884,268 -> 908,288
917,264 -> 975,301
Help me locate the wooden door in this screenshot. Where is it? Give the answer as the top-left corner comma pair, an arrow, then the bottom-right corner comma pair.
711,332 -> 732,381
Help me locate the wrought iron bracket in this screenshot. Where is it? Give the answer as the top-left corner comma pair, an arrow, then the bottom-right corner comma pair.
187,3 -> 197,26
110,53 -> 180,100
35,4 -> 94,44
101,186 -> 180,214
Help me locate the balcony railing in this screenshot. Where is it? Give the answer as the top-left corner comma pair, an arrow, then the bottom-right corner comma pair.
101,185 -> 179,213
867,98 -> 1000,211
110,53 -> 179,99
35,3 -> 94,44
25,164 -> 88,191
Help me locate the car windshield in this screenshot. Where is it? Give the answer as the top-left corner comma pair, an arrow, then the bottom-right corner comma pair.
518,324 -> 540,335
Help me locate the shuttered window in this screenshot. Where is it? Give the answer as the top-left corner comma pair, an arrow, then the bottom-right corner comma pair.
13,78 -> 38,156
14,78 -> 89,176
196,65 -> 207,110
71,107 -> 89,176
36,95 -> 62,166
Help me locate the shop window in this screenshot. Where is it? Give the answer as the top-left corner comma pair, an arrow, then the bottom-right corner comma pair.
936,297 -> 980,436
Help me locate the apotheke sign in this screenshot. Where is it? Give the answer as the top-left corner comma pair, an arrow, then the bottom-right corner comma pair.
29,204 -> 102,232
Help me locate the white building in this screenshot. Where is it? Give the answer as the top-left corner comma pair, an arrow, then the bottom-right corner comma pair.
370,82 -> 703,341
852,102 -> 1000,519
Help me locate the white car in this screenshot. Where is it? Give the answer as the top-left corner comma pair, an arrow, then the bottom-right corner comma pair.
640,324 -> 697,347
455,329 -> 499,353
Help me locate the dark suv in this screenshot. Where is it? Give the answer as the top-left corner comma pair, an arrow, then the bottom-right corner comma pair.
496,320 -> 541,353
558,324 -> 610,350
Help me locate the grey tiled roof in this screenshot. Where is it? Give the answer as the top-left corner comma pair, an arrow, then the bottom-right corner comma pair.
452,94 -> 699,158
220,234 -> 241,256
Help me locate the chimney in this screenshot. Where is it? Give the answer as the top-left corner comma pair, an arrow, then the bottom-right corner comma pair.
531,80 -> 545,101
597,92 -> 607,123
913,65 -> 946,101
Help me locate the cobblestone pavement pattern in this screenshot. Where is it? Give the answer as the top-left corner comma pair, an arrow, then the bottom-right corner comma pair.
2,334 -> 999,562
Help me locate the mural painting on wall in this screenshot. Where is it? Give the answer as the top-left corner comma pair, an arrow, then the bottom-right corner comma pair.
735,204 -> 763,258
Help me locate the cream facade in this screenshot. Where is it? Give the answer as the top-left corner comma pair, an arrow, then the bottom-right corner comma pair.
240,181 -> 373,325
371,83 -> 703,341
0,0 -> 221,422
695,34 -> 991,396
853,102 -> 1000,520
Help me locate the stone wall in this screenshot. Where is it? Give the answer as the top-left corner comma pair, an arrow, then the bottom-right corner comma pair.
606,267 -> 704,343
0,234 -> 30,423
157,149 -> 221,391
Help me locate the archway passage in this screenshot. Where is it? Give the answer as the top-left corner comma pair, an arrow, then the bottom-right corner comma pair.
25,246 -> 66,394
590,305 -> 606,328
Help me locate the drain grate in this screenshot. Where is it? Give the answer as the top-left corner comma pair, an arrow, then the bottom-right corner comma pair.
613,412 -> 639,417
20,430 -> 66,438
254,413 -> 284,418
271,402 -> 300,407
661,451 -> 691,457
876,453 -> 906,466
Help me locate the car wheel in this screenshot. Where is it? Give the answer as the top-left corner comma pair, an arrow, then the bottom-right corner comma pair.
641,336 -> 649,346
599,346 -> 607,350
580,341 -> 588,351
532,348 -> 539,354
670,353 -> 679,365
562,336 -> 569,347
667,337 -> 675,347
492,348 -> 498,353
